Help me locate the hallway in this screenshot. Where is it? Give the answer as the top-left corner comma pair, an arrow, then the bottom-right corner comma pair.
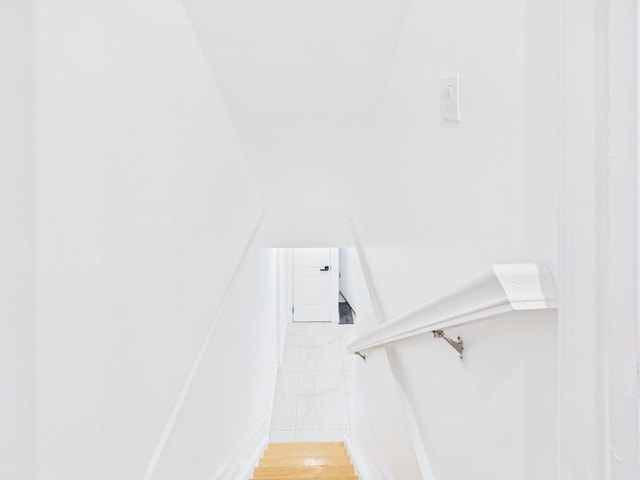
1,0 -> 637,478
270,322 -> 356,442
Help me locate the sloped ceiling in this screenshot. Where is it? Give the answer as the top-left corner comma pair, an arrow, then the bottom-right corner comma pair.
181,0 -> 409,245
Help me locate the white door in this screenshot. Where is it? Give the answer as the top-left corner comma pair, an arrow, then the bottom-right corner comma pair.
293,248 -> 332,322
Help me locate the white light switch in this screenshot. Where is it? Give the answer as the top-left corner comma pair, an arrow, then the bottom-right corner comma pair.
441,74 -> 461,122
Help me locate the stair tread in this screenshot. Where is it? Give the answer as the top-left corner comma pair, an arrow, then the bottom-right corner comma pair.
265,446 -> 347,452
251,475 -> 358,480
259,456 -> 351,466
253,463 -> 354,477
253,442 -> 357,480
264,449 -> 347,454
251,477 -> 357,480
264,450 -> 347,455
267,441 -> 346,447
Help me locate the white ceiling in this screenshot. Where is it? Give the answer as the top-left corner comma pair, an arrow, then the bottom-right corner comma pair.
181,0 -> 410,245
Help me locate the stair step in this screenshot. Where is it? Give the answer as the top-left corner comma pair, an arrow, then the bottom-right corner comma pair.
265,447 -> 347,455
258,456 -> 351,467
266,442 -> 346,449
264,444 -> 347,457
252,477 -> 357,480
252,441 -> 357,480
253,465 -> 355,476
252,475 -> 357,479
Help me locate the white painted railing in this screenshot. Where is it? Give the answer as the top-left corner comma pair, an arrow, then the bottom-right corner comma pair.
346,263 -> 558,358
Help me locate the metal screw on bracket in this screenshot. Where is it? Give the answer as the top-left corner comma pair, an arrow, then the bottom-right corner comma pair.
433,330 -> 464,362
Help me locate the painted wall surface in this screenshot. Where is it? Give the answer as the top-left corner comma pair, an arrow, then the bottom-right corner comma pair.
153,234 -> 277,479
180,0 -> 411,247
354,347 -> 423,479
34,0 -> 273,478
387,312 -> 557,479
350,0 -> 560,478
354,0 -> 558,312
339,247 -> 423,478
339,248 -> 365,313
0,1 -> 36,478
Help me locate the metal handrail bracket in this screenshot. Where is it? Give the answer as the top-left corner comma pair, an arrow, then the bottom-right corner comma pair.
433,330 -> 464,361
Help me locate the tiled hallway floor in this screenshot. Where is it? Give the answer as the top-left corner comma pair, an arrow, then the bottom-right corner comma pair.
269,321 -> 356,442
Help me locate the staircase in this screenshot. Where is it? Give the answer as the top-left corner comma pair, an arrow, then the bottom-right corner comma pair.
251,441 -> 358,479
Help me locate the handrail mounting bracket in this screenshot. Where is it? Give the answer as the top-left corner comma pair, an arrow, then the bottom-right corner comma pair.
433,330 -> 464,361
355,351 -> 367,362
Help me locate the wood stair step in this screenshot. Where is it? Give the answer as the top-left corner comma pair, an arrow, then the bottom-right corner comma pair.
251,441 -> 357,480
264,448 -> 347,456
258,456 -> 351,467
264,448 -> 347,455
253,465 -> 355,477
252,477 -> 357,480
266,442 -> 346,449
251,477 -> 357,480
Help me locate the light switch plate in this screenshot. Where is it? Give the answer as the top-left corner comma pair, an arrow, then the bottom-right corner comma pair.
441,74 -> 461,122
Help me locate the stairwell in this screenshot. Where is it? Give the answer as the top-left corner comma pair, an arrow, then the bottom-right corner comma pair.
251,442 -> 358,479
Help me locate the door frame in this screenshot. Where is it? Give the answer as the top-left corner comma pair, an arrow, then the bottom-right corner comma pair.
559,0 -> 638,477
284,248 -> 340,324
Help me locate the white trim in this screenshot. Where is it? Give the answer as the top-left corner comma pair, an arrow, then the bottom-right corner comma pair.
394,383 -> 438,480
276,249 -> 290,368
637,1 -> 640,474
344,433 -> 396,480
142,217 -> 264,480
264,363 -> 279,446
347,263 -> 557,355
606,0 -> 639,477
213,417 -> 269,480
637,2 -> 640,472
348,220 -> 387,324
558,0 -> 639,477
558,0 -> 605,475
330,247 -> 340,323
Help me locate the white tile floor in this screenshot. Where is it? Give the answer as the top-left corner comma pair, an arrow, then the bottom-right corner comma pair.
269,321 -> 356,442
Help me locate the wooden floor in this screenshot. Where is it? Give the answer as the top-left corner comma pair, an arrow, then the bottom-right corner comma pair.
250,441 -> 358,479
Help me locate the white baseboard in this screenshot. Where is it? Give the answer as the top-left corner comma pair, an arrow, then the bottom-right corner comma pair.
212,417 -> 269,480
344,433 -> 396,480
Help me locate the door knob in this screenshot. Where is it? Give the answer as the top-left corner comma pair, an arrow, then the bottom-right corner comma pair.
320,266 -> 330,272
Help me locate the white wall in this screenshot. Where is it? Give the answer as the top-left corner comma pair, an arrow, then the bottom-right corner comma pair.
354,347 -> 424,479
386,312 -> 557,479
339,246 -> 423,477
152,234 -> 277,479
350,0 -> 560,477
354,0 -> 559,309
34,0 -> 275,478
339,248 -> 359,311
0,2 -> 36,478
180,0 -> 411,248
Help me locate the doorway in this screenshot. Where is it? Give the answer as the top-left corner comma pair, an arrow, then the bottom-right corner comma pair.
270,246 -> 370,442
292,248 -> 339,323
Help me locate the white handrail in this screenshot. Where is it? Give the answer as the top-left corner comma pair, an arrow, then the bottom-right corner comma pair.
346,263 -> 558,356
